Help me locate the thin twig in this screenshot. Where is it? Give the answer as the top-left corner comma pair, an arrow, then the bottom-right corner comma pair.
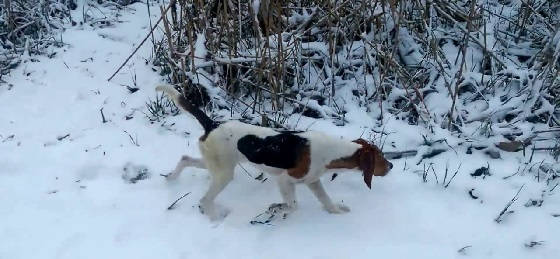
444,163 -> 462,188
123,130 -> 139,146
495,184 -> 525,223
100,108 -> 108,123
167,192 -> 191,210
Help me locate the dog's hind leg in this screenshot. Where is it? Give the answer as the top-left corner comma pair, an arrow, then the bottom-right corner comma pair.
166,155 -> 206,180
199,161 -> 235,221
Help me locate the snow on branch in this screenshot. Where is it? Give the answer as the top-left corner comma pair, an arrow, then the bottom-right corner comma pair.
152,0 -> 560,133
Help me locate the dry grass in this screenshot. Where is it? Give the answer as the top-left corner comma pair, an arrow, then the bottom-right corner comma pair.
153,0 -> 560,132
1,0 -> 137,82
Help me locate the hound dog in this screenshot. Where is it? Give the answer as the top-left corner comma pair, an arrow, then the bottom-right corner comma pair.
157,85 -> 393,220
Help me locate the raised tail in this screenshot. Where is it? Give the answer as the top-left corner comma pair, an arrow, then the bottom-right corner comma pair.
156,85 -> 219,136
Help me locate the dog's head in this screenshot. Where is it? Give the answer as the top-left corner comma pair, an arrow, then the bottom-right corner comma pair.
353,139 -> 393,189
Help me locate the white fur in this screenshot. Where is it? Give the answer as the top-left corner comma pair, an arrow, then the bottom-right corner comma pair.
158,85 -> 361,220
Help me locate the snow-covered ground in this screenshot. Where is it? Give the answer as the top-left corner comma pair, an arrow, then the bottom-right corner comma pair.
1,2 -> 559,259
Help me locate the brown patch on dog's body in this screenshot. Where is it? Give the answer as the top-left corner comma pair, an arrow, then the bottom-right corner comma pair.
287,146 -> 311,179
326,153 -> 360,170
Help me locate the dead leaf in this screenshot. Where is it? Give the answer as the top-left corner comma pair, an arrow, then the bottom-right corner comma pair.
496,141 -> 524,152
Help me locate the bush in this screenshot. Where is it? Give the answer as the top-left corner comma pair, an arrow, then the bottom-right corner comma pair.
1,0 -> 75,80
155,0 -> 560,131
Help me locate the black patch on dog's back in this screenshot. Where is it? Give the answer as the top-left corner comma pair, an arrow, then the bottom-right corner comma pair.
237,133 -> 309,169
274,129 -> 305,134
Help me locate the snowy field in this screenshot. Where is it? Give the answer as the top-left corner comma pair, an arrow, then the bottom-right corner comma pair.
1,2 -> 559,259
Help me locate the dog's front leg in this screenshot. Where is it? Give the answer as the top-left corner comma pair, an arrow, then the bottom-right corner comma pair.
269,174 -> 297,213
306,180 -> 350,214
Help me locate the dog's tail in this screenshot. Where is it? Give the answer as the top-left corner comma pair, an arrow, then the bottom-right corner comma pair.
156,85 -> 219,135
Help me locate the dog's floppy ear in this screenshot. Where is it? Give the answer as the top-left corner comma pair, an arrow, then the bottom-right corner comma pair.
359,149 -> 376,189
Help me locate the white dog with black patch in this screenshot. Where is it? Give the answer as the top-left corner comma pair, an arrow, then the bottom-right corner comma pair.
157,85 -> 392,221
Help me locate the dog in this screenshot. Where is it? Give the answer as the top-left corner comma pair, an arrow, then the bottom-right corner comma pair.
157,85 -> 393,220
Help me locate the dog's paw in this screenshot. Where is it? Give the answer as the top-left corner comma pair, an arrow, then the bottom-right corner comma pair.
164,171 -> 180,181
199,203 -> 230,221
251,203 -> 294,225
267,203 -> 296,214
324,203 -> 350,214
208,209 -> 230,221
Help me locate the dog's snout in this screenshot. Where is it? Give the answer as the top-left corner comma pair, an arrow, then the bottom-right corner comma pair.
388,162 -> 393,169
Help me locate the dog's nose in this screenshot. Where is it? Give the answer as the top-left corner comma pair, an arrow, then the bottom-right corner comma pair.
388,162 -> 393,169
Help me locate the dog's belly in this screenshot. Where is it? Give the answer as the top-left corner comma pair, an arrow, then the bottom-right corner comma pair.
247,162 -> 309,183
252,163 -> 285,176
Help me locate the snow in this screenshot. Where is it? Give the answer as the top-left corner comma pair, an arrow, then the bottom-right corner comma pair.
1,2 -> 559,259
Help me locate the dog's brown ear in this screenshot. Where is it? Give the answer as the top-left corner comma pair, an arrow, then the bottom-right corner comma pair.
359,150 -> 375,189
353,138 -> 369,146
